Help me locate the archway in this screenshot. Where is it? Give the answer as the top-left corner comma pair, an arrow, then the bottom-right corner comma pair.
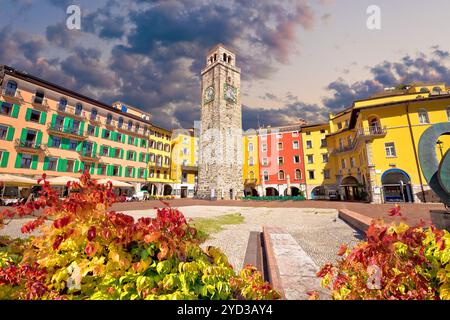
265,187 -> 279,197
163,185 -> 173,196
311,186 -> 326,200
381,169 -> 413,203
284,187 -> 301,197
142,183 -> 158,196
340,176 -> 361,201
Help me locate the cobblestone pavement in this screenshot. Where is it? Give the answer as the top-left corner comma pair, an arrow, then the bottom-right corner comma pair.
0,206 -> 363,272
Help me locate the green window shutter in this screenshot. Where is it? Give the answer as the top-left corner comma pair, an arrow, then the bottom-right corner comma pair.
118,166 -> 122,177
137,168 -> 141,178
97,163 -> 102,175
126,151 -> 130,160
121,134 -> 126,143
35,131 -> 43,146
112,132 -> 117,141
102,129 -> 106,138
61,138 -> 70,150
58,159 -> 67,172
43,157 -> 49,170
40,112 -> 47,125
51,114 -> 57,125
95,126 -> 99,137
15,153 -> 23,169
134,137 -> 138,146
108,147 -> 114,158
133,152 -> 137,161
120,149 -> 124,159
79,161 -> 85,172
6,127 -> 15,141
79,122 -> 85,135
90,163 -> 95,175
74,160 -> 80,173
144,169 -> 148,179
107,165 -> 112,176
20,128 -> 28,142
25,108 -> 32,121
31,155 -> 38,170
76,141 -> 83,152
128,135 -> 131,144
1,152 -> 9,168
132,167 -> 136,178
11,104 -> 20,118
48,135 -> 53,148
124,167 -> 129,178
92,142 -> 97,156
63,117 -> 70,131
145,153 -> 149,162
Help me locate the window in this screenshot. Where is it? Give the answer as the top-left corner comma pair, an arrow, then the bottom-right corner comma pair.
293,141 -> 299,149
90,108 -> 97,121
278,170 -> 285,180
306,140 -> 312,149
0,102 -> 13,116
339,138 -> 345,149
130,137 -> 136,146
341,159 -> 346,169
140,169 -> 146,179
99,164 -> 107,175
73,120 -> 80,132
25,130 -> 37,144
278,157 -> 284,165
87,125 -> 95,136
128,121 -> 133,130
305,131 -> 311,136
116,133 -> 122,142
324,169 -> 331,180
75,103 -> 83,116
322,153 -> 329,163
34,91 -> 44,104
164,144 -> 170,152
149,153 -> 155,162
0,125 -> 8,140
276,133 -> 282,139
320,139 -> 327,148
106,114 -> 113,125
69,140 -> 78,151
345,120 -> 349,128
307,155 -> 314,164
261,143 -> 267,152
126,167 -> 133,177
104,130 -> 111,139
337,122 -> 343,130
308,170 -> 315,180
418,109 -> 430,124
112,166 -> 120,176
114,149 -> 121,158
5,80 -> 17,97
127,151 -> 134,161
149,170 -> 154,178
141,140 -> 147,148
84,163 -> 92,173
135,123 -> 140,132
348,136 -> 353,147
47,158 -> 58,171
52,136 -> 61,148
66,160 -> 75,172
292,131 -> 299,137
164,156 -> 170,165
320,129 -> 326,134
248,143 -> 253,152
295,169 -> 302,180
277,142 -> 283,150
262,157 -> 268,166
385,142 -> 397,157
263,171 -> 269,181
248,157 -> 254,166
118,117 -> 123,128
293,155 -> 300,164
350,157 -> 356,168
156,170 -> 161,178
21,154 -> 33,169
29,110 -> 41,122
58,98 -> 67,111
101,146 -> 109,156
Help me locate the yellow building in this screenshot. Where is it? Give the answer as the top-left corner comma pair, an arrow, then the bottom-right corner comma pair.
243,130 -> 260,196
170,128 -> 199,198
326,83 -> 450,203
146,125 -> 173,196
301,123 -> 334,199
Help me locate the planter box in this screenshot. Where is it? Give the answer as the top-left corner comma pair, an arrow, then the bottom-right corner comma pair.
430,210 -> 450,232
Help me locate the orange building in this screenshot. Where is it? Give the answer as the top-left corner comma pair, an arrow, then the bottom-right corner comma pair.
0,65 -> 152,195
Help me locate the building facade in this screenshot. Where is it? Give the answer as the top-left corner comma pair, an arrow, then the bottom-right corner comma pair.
0,65 -> 151,194
243,130 -> 260,196
197,44 -> 244,200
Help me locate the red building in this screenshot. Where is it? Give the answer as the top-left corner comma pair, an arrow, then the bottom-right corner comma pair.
257,124 -> 306,197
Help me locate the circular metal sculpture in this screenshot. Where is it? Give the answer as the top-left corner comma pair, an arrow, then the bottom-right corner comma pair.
418,122 -> 450,211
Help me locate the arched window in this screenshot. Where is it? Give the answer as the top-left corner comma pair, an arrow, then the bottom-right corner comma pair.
248,142 -> 253,152
58,98 -> 67,111
295,169 -> 302,180
107,113 -> 113,125
135,123 -> 140,132
118,117 -> 123,128
5,80 -> 17,97
164,144 -> 170,152
214,54 -> 217,62
432,86 -> 442,93
228,56 -> 232,64
75,103 -> 83,116
278,170 -> 285,180
223,53 -> 227,61
127,120 -> 133,130
248,157 -> 254,166
90,108 -> 97,120
418,109 -> 430,124
263,171 -> 269,182
420,87 -> 430,93
158,142 -> 163,150
143,126 -> 148,135
34,90 -> 45,104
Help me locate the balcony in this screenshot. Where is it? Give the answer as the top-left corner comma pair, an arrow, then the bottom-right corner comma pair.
118,125 -> 148,138
103,119 -> 117,130
31,96 -> 50,111
57,105 -> 86,120
77,150 -> 99,161
88,114 -> 101,125
14,139 -> 44,153
356,126 -> 387,139
47,123 -> 87,140
181,165 -> 198,172
331,145 -> 355,155
1,89 -> 24,103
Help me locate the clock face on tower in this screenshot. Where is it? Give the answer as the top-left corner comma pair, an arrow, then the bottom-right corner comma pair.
224,83 -> 237,103
204,86 -> 215,104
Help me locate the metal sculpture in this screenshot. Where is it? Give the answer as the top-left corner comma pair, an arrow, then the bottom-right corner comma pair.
418,122 -> 450,210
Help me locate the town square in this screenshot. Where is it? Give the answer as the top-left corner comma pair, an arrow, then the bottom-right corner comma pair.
0,0 -> 449,306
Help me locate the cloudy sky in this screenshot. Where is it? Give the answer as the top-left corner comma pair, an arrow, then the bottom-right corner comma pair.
2,0 -> 450,130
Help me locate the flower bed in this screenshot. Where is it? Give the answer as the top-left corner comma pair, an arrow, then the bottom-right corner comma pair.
242,196 -> 306,202
0,173 -> 280,300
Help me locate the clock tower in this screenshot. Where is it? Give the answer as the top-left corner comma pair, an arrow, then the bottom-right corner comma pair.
197,44 -> 244,200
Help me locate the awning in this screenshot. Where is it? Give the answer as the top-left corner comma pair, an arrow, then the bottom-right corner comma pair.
96,179 -> 133,188
44,176 -> 80,186
0,174 -> 37,187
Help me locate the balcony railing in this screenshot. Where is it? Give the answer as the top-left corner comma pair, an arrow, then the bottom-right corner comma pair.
47,124 -> 86,139
78,150 -> 98,160
331,126 -> 387,155
1,89 -> 24,102
14,139 -> 43,152
57,105 -> 86,119
31,96 -> 50,110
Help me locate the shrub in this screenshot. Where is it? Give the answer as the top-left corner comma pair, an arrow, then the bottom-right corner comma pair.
315,207 -> 450,300
0,173 -> 280,300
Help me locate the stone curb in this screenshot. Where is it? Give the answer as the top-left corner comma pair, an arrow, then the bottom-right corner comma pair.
338,209 -> 372,232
